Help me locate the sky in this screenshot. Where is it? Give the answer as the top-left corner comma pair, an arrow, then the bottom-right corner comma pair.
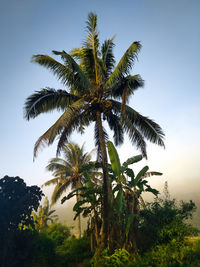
0,0 -> 200,203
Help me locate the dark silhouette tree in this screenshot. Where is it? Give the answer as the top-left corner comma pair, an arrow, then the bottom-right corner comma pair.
0,175 -> 43,266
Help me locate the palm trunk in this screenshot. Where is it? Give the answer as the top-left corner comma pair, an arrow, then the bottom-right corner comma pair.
76,192 -> 82,238
96,111 -> 111,250
76,178 -> 82,238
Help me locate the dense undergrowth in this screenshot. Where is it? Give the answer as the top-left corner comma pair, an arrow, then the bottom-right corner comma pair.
1,178 -> 199,267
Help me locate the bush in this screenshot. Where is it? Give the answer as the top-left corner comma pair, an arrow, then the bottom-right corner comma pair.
138,183 -> 197,251
92,249 -> 131,267
31,232 -> 56,267
56,235 -> 93,266
45,221 -> 71,246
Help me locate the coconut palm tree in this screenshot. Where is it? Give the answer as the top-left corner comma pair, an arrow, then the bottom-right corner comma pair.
43,142 -> 94,237
24,12 -> 165,247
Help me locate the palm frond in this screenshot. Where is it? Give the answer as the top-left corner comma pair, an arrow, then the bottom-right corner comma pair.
122,116 -> 147,158
46,158 -> 72,172
33,99 -> 85,159
55,109 -> 91,155
111,75 -> 144,99
106,112 -> 124,146
85,12 -> 104,86
125,105 -> 165,148
101,37 -> 115,79
105,41 -> 142,88
51,180 -> 71,205
52,50 -> 91,93
42,177 -> 59,187
24,88 -> 79,120
32,54 -> 90,91
111,100 -> 165,149
71,47 -> 95,84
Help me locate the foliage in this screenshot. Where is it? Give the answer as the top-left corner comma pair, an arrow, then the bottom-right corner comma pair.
131,239 -> 200,267
24,13 -> 164,159
138,183 -> 198,252
44,142 -> 95,238
106,141 -> 162,252
24,12 -> 165,249
0,175 -> 43,232
45,220 -> 71,246
56,235 -> 93,266
62,141 -> 162,253
92,248 -> 131,267
32,196 -> 58,231
0,175 -> 43,266
30,232 -> 56,267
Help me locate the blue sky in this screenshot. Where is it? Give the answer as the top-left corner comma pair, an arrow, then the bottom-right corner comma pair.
0,0 -> 200,199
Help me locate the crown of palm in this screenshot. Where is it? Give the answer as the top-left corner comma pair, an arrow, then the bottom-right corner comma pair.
24,12 -> 165,160
43,142 -> 94,205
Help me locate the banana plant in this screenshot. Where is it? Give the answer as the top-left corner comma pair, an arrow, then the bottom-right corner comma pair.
106,141 -> 162,251
32,197 -> 58,231
107,141 -> 161,195
61,161 -> 103,251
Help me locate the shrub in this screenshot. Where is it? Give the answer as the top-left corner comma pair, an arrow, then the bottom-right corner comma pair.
56,235 -> 93,266
93,249 -> 131,267
138,183 -> 197,251
45,221 -> 71,246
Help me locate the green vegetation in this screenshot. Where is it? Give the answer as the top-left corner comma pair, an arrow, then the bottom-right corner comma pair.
1,171 -> 200,266
24,12 -> 165,250
1,11 -> 198,267
43,142 -> 95,237
32,196 -> 58,231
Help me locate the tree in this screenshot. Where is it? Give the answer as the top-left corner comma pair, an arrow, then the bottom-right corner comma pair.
32,196 -> 58,231
0,175 -> 43,265
24,12 -> 165,248
44,142 -> 94,237
63,141 -> 162,253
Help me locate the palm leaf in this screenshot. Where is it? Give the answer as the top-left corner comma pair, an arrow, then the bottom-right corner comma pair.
106,112 -> 124,146
24,88 -> 79,120
51,179 -> 71,205
101,37 -> 115,78
71,47 -> 95,84
125,105 -> 165,147
33,98 -> 85,158
105,41 -> 142,88
121,115 -> 147,157
32,54 -> 90,91
110,75 -> 144,100
42,177 -> 59,187
56,108 -> 91,155
52,50 -> 91,92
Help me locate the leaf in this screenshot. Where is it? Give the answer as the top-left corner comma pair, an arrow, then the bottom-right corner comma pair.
107,141 -> 121,177
115,187 -> 124,215
125,168 -> 135,179
145,186 -> 159,196
122,155 -> 143,168
135,166 -> 149,184
73,200 -> 87,211
118,174 -> 126,184
143,171 -> 163,178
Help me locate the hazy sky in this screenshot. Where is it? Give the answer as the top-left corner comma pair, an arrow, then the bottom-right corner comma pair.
0,0 -> 200,200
